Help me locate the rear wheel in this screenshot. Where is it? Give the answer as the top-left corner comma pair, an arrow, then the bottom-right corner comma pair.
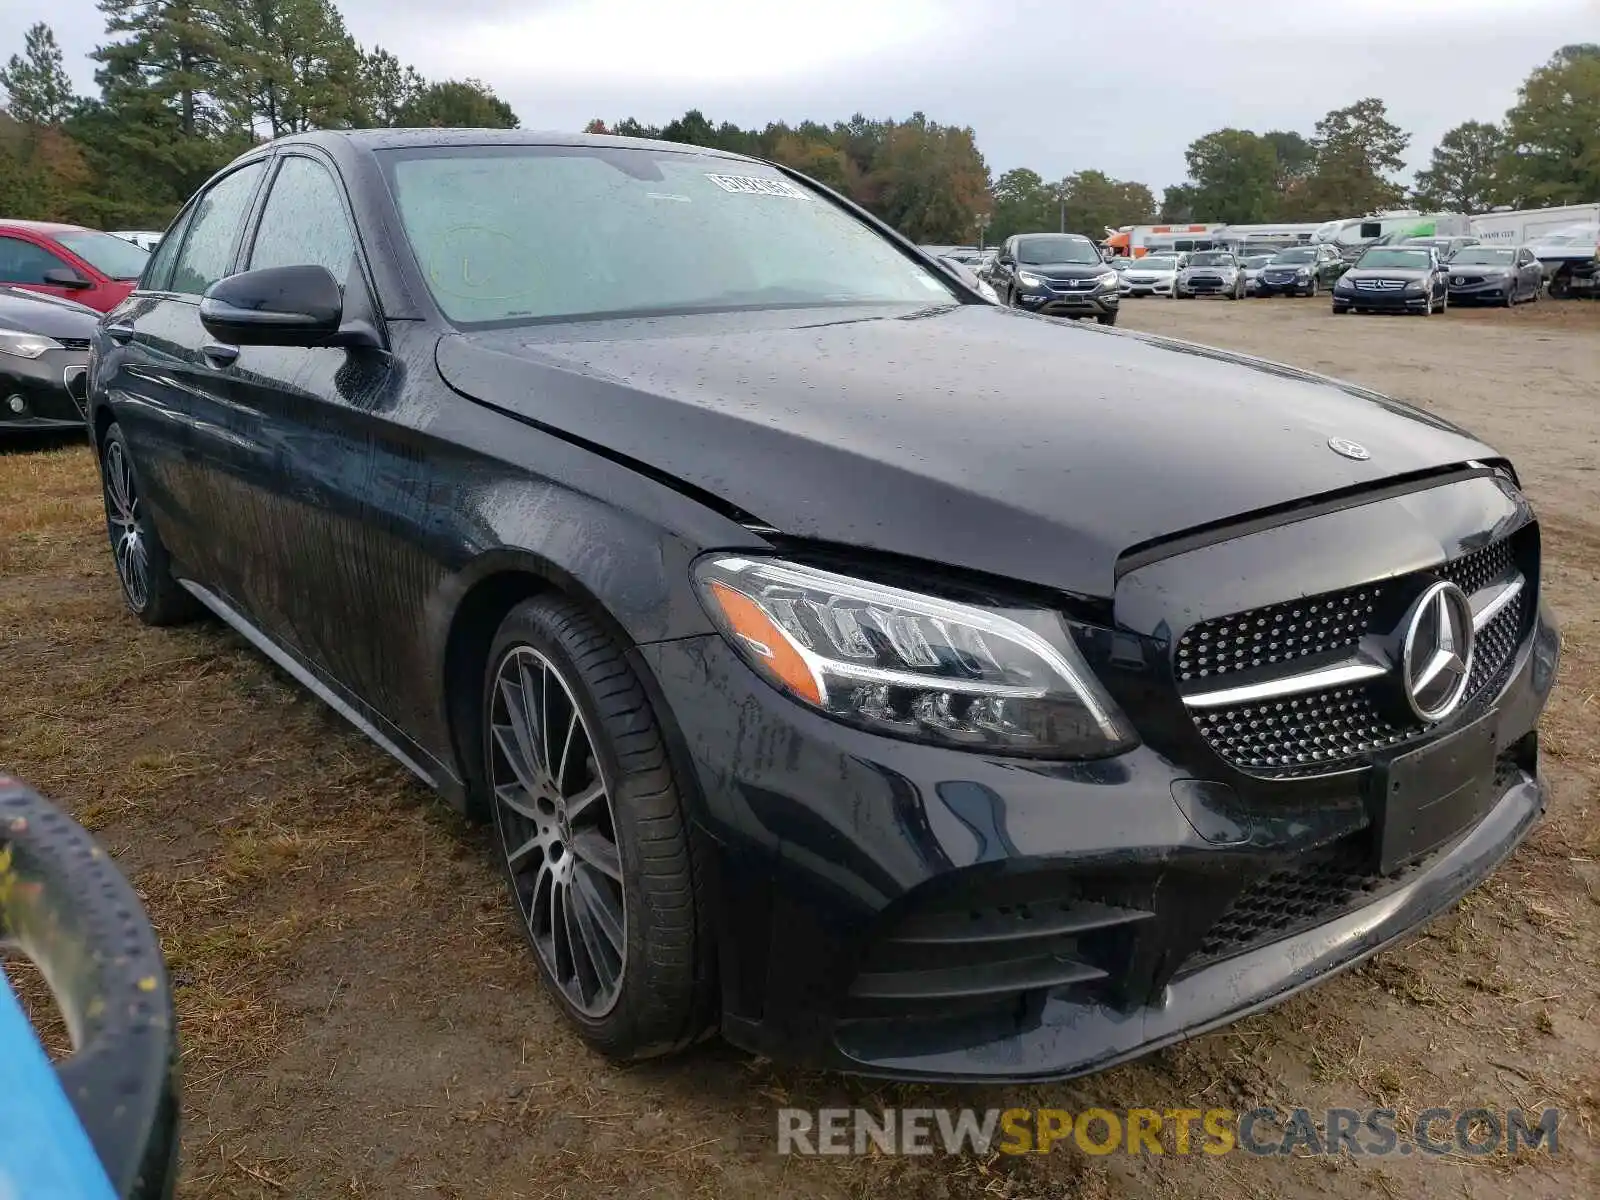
98,423 -> 199,626
485,596 -> 713,1061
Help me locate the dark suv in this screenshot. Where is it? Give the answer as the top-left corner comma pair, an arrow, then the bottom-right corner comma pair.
987,233 -> 1121,324
87,130 -> 1557,1083
1253,244 -> 1346,297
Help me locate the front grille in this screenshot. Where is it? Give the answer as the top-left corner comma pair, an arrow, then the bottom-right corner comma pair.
1354,279 -> 1405,290
56,337 -> 92,351
1047,278 -> 1096,291
1179,536 -> 1531,777
1452,275 -> 1485,286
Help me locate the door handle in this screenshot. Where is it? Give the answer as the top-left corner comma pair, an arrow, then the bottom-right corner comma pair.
106,321 -> 135,344
201,341 -> 239,366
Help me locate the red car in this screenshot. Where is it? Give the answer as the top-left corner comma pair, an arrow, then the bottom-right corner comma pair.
0,220 -> 151,313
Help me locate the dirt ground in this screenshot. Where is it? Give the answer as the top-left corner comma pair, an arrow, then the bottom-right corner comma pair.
3,297 -> 1597,1199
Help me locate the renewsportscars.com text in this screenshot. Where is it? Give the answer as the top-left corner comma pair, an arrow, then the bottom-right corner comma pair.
777,1106 -> 1561,1157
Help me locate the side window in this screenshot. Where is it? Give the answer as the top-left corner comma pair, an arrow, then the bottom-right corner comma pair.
249,156 -> 356,283
169,162 -> 265,296
0,236 -> 68,283
140,207 -> 195,292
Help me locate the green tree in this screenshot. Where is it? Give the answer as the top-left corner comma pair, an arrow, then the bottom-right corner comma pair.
867,113 -> 989,243
219,0 -> 365,137
356,46 -> 424,127
1,23 -> 77,125
93,0 -> 233,138
987,167 -> 1057,241
768,132 -> 857,195
1295,98 -> 1409,219
1159,182 -> 1198,222
1182,128 -> 1280,222
395,78 -> 517,128
1411,121 -> 1506,213
1262,128 -> 1315,199
1501,45 -> 1600,207
1059,169 -> 1155,238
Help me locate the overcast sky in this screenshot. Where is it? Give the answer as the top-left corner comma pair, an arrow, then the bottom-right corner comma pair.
4,0 -> 1596,191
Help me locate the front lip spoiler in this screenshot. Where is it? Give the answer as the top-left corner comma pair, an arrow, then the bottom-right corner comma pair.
831,770 -> 1545,1083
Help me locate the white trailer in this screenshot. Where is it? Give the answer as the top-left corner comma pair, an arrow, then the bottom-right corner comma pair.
1311,211 -> 1473,250
1470,203 -> 1600,246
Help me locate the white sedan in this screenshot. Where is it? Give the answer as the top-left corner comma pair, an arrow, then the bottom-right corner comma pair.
1118,256 -> 1180,297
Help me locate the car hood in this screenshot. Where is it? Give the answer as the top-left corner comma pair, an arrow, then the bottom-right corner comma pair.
436,303 -> 1493,599
0,286 -> 101,338
1125,267 -> 1175,278
1448,261 -> 1514,274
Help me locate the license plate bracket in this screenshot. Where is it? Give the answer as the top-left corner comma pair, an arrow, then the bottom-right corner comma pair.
1368,712 -> 1499,874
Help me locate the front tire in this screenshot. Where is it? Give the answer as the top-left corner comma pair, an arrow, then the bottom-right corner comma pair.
98,422 -> 199,626
1096,311 -> 1118,326
485,596 -> 713,1061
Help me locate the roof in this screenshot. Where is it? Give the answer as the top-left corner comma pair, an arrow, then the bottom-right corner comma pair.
275,127 -> 757,162
0,219 -> 87,234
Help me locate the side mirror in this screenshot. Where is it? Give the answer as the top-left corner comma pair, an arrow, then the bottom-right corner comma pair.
997,254 -> 1014,266
199,265 -> 346,347
43,267 -> 92,289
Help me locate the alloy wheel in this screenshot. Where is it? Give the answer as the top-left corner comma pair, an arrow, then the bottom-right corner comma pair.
489,645 -> 627,1017
103,440 -> 150,612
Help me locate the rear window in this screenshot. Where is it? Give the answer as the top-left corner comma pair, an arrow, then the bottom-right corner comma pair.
54,230 -> 150,281
381,146 -> 955,325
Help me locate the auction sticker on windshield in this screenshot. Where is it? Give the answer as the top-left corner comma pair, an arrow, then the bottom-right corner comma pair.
705,173 -> 809,198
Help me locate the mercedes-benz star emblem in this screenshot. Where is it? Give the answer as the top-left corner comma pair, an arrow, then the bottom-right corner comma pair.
1327,436 -> 1370,461
1400,581 -> 1476,722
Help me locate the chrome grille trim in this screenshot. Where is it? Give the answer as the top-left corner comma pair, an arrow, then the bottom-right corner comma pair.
1183,573 -> 1525,711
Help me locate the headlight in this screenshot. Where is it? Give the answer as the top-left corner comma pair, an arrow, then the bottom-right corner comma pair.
0,329 -> 63,359
693,556 -> 1135,757
1016,270 -> 1045,289
1295,268 -> 1311,278
1404,280 -> 1425,293
1335,277 -> 1355,292
1094,271 -> 1118,289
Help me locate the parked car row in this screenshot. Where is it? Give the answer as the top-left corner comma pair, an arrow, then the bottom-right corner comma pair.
1098,236 -> 1555,316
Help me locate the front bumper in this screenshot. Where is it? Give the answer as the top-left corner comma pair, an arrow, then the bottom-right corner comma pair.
2,349 -> 89,432
1448,277 -> 1516,303
1119,280 -> 1172,297
638,591 -> 1558,1083
1254,275 -> 1316,295
1332,288 -> 1431,311
1014,289 -> 1119,318
1177,276 -> 1238,297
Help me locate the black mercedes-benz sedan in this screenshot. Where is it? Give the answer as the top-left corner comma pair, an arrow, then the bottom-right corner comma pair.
86,130 -> 1558,1083
1332,245 -> 1450,315
1,286 -> 95,433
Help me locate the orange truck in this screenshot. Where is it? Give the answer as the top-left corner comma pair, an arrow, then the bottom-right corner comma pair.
1103,224 -> 1227,258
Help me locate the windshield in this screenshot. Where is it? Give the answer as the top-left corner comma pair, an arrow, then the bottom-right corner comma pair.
54,230 -> 150,280
1015,235 -> 1101,265
1132,257 -> 1176,271
1241,255 -> 1274,268
1270,248 -> 1317,265
1450,248 -> 1514,265
1356,248 -> 1433,270
1187,252 -> 1235,267
381,146 -> 957,324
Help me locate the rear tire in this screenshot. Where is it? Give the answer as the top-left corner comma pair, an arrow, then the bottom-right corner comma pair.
484,596 -> 715,1062
97,422 -> 200,627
